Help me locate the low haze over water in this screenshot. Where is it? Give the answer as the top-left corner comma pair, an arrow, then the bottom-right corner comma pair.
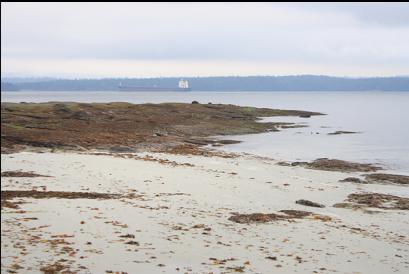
2,90 -> 409,174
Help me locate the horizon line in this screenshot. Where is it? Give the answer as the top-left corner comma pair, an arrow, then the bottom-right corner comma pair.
2,74 -> 409,81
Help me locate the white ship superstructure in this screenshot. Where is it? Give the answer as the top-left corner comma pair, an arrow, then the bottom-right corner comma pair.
118,79 -> 191,91
178,79 -> 189,89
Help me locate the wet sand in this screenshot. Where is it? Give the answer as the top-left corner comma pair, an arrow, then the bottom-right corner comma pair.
2,151 -> 409,273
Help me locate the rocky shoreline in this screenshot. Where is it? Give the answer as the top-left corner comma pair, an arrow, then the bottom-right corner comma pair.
1,102 -> 322,154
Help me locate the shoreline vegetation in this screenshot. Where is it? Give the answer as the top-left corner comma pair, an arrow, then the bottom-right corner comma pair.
2,102 -> 408,273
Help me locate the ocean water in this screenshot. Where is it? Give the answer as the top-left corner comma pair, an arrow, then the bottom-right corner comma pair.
2,91 -> 409,174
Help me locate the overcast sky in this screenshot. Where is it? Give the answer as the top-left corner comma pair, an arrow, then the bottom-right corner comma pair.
2,2 -> 409,78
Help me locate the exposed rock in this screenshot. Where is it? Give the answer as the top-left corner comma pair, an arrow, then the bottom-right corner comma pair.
124,241 -> 139,245
52,103 -> 71,114
305,158 -> 381,172
216,139 -> 242,145
333,203 -> 367,210
290,161 -> 309,167
339,174 -> 409,185
276,161 -> 291,166
70,111 -> 90,121
184,139 -> 213,146
339,177 -> 367,184
191,224 -> 206,229
279,210 -> 313,218
364,173 -> 409,185
109,146 -> 136,153
295,199 -> 325,208
348,193 -> 409,210
164,144 -> 237,158
119,234 -> 135,238
228,210 -> 329,224
1,171 -> 51,177
334,193 -> 409,210
228,213 -> 283,224
277,124 -> 308,129
1,102 -> 323,153
226,266 -> 245,272
1,190 -> 120,201
328,131 -> 359,135
184,138 -> 240,146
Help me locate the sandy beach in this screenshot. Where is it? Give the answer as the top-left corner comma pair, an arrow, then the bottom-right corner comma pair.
2,150 -> 409,273
3,2 -> 409,273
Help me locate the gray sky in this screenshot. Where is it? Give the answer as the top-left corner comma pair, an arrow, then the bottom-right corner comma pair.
2,2 -> 409,78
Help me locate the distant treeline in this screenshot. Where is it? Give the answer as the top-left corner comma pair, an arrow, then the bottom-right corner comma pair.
2,75 -> 409,91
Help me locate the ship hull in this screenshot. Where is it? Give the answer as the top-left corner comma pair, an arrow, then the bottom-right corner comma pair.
118,86 -> 190,92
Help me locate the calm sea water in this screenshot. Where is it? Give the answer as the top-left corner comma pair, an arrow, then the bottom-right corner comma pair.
2,91 -> 409,174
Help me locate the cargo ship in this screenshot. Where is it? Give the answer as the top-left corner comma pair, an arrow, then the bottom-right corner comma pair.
118,79 -> 190,91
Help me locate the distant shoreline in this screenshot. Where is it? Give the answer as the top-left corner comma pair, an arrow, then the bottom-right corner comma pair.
2,75 -> 409,91
3,90 -> 409,93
